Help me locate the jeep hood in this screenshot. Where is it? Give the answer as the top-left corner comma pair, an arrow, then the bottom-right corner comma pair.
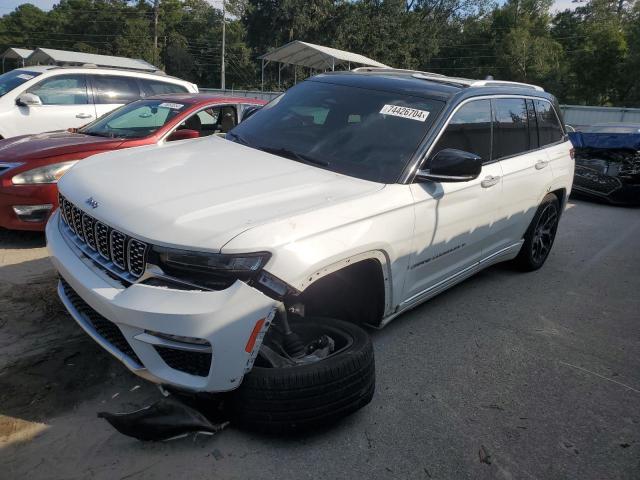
59,136 -> 384,250
0,131 -> 124,161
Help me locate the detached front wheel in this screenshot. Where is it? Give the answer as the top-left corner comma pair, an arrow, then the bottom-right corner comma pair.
230,317 -> 375,434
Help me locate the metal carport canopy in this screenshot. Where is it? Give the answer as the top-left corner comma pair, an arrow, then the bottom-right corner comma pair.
25,48 -> 158,72
1,48 -> 34,72
260,41 -> 388,70
259,40 -> 388,89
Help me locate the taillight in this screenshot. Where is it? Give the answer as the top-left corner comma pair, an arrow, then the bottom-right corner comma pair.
569,148 -> 575,160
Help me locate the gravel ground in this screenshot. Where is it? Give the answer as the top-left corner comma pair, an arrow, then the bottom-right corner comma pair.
1,198 -> 638,480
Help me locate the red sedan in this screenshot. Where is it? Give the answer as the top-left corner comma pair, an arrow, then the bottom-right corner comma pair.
0,94 -> 265,231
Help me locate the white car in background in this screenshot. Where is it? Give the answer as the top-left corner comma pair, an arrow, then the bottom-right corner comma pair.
0,66 -> 197,139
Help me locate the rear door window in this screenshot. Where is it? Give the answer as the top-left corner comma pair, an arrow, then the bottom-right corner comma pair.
140,79 -> 188,95
493,98 -> 530,159
534,99 -> 564,146
28,74 -> 88,105
430,99 -> 492,163
91,75 -> 141,104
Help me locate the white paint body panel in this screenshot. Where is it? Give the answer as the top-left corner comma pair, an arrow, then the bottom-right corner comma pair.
47,212 -> 276,392
48,100 -> 574,392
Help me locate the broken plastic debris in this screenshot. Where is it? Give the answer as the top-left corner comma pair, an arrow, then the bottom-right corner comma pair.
478,445 -> 492,465
98,396 -> 229,441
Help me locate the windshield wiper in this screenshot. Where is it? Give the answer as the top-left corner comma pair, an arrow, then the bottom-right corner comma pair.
80,131 -> 110,138
258,146 -> 330,167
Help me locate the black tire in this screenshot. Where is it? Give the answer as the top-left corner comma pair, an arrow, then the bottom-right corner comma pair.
514,193 -> 561,271
230,317 -> 375,434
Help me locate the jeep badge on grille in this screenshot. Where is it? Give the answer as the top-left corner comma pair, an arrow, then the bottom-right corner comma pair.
86,197 -> 99,209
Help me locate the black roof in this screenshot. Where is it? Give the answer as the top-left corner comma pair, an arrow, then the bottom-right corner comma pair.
310,72 -> 461,102
310,71 -> 556,104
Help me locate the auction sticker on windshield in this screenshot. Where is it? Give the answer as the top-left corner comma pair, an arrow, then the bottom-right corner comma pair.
380,104 -> 430,122
159,102 -> 184,110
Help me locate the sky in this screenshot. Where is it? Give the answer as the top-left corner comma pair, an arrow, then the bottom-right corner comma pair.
1,0 -> 578,14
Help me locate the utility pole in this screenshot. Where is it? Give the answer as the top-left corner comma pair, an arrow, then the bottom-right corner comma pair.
221,0 -> 226,90
153,0 -> 159,66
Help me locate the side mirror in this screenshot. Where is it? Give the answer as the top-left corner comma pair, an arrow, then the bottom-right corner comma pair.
415,148 -> 483,183
167,129 -> 200,142
16,93 -> 43,107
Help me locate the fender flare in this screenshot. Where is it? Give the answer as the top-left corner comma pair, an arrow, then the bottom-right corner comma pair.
296,250 -> 394,318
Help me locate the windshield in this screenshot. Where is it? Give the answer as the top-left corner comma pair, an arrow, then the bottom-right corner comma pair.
0,70 -> 42,97
228,80 -> 444,183
79,99 -> 187,138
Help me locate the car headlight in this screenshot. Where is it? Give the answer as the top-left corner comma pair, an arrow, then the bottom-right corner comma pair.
12,160 -> 78,185
151,246 -> 271,290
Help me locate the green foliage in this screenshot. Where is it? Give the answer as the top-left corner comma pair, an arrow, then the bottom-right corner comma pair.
0,0 -> 638,106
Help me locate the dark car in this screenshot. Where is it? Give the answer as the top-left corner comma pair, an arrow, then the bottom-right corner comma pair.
569,123 -> 640,205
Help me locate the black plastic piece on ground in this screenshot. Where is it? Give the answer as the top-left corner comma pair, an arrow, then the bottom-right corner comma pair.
97,396 -> 228,441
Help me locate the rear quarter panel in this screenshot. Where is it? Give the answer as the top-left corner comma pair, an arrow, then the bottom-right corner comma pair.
545,139 -> 575,203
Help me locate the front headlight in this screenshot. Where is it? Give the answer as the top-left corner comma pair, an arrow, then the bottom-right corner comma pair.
12,160 -> 78,185
151,246 -> 270,290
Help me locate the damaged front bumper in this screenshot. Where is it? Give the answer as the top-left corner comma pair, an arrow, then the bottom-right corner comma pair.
46,211 -> 277,392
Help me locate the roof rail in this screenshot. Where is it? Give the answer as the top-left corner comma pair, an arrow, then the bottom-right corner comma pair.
410,72 -> 471,86
353,67 -> 545,91
470,79 -> 544,91
48,64 -> 169,76
352,66 -> 446,77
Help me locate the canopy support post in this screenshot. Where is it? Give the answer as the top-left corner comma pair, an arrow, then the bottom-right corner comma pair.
332,57 -> 335,71
278,62 -> 285,89
261,58 -> 265,91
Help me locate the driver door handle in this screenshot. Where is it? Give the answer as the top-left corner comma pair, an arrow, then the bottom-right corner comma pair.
535,160 -> 549,170
481,175 -> 500,188
76,113 -> 93,119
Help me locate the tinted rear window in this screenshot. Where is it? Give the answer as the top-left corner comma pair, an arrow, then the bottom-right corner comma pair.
140,79 -> 188,95
92,75 -> 141,104
535,100 -> 564,145
493,98 -> 530,158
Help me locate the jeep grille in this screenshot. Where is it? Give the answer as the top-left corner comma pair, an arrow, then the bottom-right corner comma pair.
58,193 -> 148,279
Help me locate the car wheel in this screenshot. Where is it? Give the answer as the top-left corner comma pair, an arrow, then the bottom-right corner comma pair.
230,316 -> 375,434
514,193 -> 561,271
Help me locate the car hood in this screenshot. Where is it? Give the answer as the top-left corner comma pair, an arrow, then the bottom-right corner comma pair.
0,131 -> 124,161
59,136 -> 384,251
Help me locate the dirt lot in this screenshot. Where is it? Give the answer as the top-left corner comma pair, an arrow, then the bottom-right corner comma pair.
1,198 -> 639,480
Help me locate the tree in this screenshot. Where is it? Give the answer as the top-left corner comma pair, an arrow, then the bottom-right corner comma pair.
0,0 -> 637,105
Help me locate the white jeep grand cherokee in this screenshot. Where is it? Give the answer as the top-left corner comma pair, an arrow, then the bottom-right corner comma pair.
47,69 -> 574,433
